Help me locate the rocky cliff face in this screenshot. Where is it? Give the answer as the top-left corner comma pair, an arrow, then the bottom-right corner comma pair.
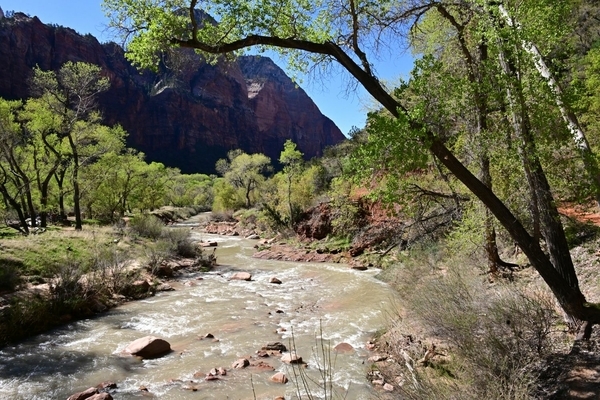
0,13 -> 345,173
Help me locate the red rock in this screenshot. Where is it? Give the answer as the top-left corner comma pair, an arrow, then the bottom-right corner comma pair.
232,358 -> 250,369
67,387 -> 98,400
250,361 -> 275,371
281,353 -> 302,364
334,343 -> 355,353
124,336 -> 171,359
88,394 -> 113,400
96,381 -> 117,390
270,372 -> 288,384
230,272 -> 252,281
368,354 -> 388,362
255,350 -> 269,357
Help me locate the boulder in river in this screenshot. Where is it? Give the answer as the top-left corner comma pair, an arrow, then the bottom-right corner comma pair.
230,272 -> 252,281
67,388 -> 114,400
232,358 -> 250,369
334,343 -> 355,353
262,342 -> 287,352
124,336 -> 172,359
250,360 -> 275,371
89,394 -> 113,400
281,353 -> 303,364
96,381 -> 117,390
67,387 -> 99,400
270,372 -> 289,384
269,277 -> 282,284
123,279 -> 151,299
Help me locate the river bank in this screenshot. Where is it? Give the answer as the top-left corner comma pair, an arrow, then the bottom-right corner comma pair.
0,211 -> 215,346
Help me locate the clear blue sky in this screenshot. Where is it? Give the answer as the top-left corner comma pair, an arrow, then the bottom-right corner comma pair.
0,1 -> 414,136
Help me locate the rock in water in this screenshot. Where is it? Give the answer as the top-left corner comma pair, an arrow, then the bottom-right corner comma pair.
67,387 -> 98,400
262,342 -> 288,352
334,342 -> 355,353
232,358 -> 250,369
230,272 -> 252,281
124,336 -> 171,359
281,353 -> 303,364
270,372 -> 289,383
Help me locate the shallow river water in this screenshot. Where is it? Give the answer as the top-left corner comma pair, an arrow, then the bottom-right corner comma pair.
0,219 -> 399,399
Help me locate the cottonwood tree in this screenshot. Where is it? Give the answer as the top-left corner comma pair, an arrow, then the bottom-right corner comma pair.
20,97 -> 69,228
31,62 -> 111,230
0,99 -> 30,233
215,150 -> 272,208
104,0 -> 600,336
279,140 -> 304,226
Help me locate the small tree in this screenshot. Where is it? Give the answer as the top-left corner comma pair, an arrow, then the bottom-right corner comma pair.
215,150 -> 271,208
279,140 -> 304,226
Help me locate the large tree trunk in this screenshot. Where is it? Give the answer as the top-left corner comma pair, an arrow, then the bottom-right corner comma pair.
66,134 -> 83,230
54,165 -> 68,223
0,182 -> 29,235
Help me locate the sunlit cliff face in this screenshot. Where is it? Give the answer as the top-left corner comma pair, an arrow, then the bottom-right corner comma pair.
0,15 -> 345,174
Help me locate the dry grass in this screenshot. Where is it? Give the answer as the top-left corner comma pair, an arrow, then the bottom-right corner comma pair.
373,244 -> 573,400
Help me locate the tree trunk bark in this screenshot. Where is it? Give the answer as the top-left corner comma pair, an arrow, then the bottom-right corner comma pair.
0,183 -> 29,235
67,134 -> 82,230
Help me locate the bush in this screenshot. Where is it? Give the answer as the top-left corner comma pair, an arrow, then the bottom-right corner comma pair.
210,210 -> 236,222
85,247 -> 133,297
0,259 -> 22,291
161,228 -> 201,258
379,246 -> 558,399
129,214 -> 164,239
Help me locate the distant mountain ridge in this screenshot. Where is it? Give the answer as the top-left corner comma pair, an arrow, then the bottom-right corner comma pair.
0,11 -> 345,173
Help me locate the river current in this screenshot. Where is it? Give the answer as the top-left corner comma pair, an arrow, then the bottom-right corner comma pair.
0,221 -> 398,399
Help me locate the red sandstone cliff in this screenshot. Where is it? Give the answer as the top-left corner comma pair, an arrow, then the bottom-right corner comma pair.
0,12 -> 345,173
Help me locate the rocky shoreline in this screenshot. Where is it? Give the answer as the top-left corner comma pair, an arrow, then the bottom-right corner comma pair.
203,221 -> 374,270
0,251 -> 216,346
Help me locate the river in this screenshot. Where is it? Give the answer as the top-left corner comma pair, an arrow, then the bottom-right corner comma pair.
0,221 -> 398,399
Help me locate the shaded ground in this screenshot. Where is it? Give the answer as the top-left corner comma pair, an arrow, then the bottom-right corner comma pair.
550,202 -> 600,400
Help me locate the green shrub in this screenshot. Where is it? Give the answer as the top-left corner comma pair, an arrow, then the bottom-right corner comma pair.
129,214 -> 164,239
161,228 -> 201,258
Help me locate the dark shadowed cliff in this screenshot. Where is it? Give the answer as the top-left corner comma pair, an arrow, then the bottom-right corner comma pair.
0,12 -> 345,173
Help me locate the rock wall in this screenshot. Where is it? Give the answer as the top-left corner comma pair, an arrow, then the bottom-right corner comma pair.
0,13 -> 345,173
